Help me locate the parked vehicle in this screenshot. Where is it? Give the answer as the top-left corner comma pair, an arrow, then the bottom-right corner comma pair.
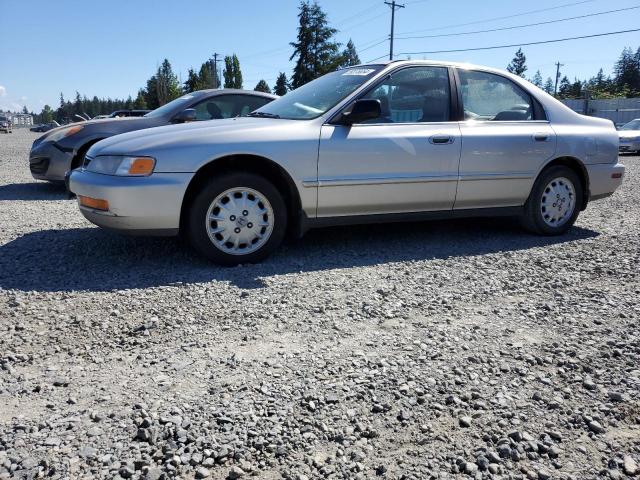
618,118 -> 640,153
30,121 -> 60,133
70,60 -> 625,265
108,109 -> 151,118
0,116 -> 12,133
30,89 -> 276,182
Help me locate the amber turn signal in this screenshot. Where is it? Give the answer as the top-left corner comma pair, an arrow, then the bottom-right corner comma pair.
128,157 -> 155,176
79,195 -> 109,211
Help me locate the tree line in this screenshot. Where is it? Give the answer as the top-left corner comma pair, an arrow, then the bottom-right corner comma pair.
507,46 -> 640,99
28,1 -> 640,124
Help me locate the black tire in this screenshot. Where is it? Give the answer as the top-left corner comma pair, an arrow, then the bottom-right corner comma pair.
521,165 -> 583,235
186,172 -> 287,265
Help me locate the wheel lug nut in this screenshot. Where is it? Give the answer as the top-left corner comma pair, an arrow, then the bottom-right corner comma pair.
230,215 -> 236,221
242,210 -> 249,216
247,222 -> 253,228
234,227 -> 241,234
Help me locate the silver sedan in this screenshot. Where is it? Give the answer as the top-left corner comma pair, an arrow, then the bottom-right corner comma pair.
70,60 -> 625,265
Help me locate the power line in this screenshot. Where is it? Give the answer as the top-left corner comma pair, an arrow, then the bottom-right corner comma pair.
366,27 -> 640,61
395,0 -> 597,36
394,5 -> 640,40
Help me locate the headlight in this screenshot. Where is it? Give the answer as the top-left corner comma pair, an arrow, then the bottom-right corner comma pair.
86,155 -> 156,176
44,124 -> 84,142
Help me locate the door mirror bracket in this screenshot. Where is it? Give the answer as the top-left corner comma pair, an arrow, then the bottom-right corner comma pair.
338,99 -> 381,125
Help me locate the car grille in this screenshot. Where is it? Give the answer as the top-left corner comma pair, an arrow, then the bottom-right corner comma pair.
30,157 -> 50,175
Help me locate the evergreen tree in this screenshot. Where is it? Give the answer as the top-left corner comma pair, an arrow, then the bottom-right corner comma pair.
543,77 -> 554,94
40,105 -> 54,123
184,68 -> 200,93
143,75 -> 159,110
340,39 -> 360,67
133,89 -> 148,109
223,54 -> 243,89
273,72 -> 289,96
558,76 -> 572,98
155,59 -> 182,105
290,1 -> 341,88
506,48 -> 527,77
531,70 -> 543,88
254,80 -> 272,93
21,105 -> 29,114
613,47 -> 640,96
199,61 -> 219,89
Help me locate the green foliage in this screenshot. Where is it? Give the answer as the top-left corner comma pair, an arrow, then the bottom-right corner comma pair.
506,48 -> 527,77
290,1 -> 342,88
273,72 -> 289,96
531,70 -> 543,88
339,39 -> 360,68
254,80 -> 272,93
543,77 -> 554,94
223,54 -> 243,89
133,89 -> 147,109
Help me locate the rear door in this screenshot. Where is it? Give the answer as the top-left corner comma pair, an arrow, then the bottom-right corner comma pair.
454,69 -> 556,209
317,66 -> 461,217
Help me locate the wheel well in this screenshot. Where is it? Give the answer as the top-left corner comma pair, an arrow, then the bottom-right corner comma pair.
71,139 -> 104,169
541,157 -> 590,210
179,154 -> 303,236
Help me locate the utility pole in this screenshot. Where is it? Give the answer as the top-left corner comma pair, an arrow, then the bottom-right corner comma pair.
210,53 -> 222,89
554,61 -> 564,96
385,1 -> 405,61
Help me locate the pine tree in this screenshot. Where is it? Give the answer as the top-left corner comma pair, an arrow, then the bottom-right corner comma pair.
143,75 -> 159,110
290,1 -> 341,88
558,76 -> 572,98
184,68 -> 200,93
506,48 -> 527,77
340,39 -> 360,67
133,89 -> 148,109
254,80 -> 272,93
613,47 -> 640,96
543,77 -> 554,94
531,70 -> 543,88
155,59 -> 182,105
273,72 -> 289,96
223,54 -> 243,89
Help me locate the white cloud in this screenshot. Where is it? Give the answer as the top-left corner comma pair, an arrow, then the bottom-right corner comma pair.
0,85 -> 6,97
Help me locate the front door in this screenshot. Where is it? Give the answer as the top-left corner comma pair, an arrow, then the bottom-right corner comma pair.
454,69 -> 557,209
317,66 -> 461,217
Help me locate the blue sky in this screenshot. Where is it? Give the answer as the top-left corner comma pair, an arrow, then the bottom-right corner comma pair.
1,0 -> 639,113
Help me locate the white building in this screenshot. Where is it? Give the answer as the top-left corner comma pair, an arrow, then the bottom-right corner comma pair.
0,112 -> 33,127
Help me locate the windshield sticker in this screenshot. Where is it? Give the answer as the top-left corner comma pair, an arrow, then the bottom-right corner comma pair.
342,68 -> 375,76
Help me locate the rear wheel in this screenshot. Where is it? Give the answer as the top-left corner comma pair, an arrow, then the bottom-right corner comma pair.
522,166 -> 583,235
187,173 -> 287,265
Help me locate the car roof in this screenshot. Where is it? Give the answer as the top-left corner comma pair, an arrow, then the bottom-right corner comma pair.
190,89 -> 278,99
356,59 -> 518,76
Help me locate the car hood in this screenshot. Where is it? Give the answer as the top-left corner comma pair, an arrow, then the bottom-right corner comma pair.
619,129 -> 640,138
36,117 -> 149,143
88,117 -> 312,157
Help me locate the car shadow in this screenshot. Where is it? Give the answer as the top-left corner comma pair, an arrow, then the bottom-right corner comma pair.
0,218 -> 599,293
0,182 -> 67,201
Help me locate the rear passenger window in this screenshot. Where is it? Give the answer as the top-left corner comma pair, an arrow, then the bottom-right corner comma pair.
458,70 -> 533,121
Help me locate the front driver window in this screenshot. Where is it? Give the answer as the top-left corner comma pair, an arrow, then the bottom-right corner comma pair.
458,69 -> 533,121
359,66 -> 451,123
191,95 -> 272,121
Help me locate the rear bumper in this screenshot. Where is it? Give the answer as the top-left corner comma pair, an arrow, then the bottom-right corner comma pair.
586,162 -> 625,201
69,169 -> 191,235
29,141 -> 73,181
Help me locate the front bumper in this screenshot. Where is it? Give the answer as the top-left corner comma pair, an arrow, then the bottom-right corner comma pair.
619,139 -> 640,153
69,169 -> 192,235
29,141 -> 74,181
586,162 -> 625,201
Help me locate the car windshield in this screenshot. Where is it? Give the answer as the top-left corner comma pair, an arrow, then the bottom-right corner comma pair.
253,66 -> 385,120
620,119 -> 640,130
144,94 -> 199,118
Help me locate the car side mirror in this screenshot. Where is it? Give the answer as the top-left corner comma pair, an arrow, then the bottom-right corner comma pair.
339,99 -> 381,125
172,108 -> 197,123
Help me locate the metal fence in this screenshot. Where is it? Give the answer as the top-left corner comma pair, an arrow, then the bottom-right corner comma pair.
561,98 -> 640,125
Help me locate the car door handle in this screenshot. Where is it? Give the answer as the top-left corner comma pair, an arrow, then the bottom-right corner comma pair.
533,132 -> 550,142
429,135 -> 454,145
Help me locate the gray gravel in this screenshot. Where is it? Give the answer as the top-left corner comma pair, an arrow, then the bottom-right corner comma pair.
1,128 -> 639,479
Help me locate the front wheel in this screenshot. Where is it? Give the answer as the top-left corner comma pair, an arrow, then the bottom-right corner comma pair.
186,173 -> 287,265
521,166 -> 583,235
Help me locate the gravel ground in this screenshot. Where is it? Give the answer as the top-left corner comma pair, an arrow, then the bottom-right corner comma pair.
1,128 -> 639,480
